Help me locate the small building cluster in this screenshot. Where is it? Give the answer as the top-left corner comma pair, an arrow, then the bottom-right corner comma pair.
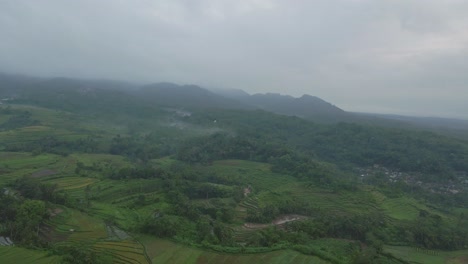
357,165 -> 467,195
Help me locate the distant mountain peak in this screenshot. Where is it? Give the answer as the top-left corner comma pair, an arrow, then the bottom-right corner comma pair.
218,91 -> 346,122
209,88 -> 250,98
299,94 -> 318,99
138,82 -> 248,109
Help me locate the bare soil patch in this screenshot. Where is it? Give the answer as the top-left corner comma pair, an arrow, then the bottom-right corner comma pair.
31,169 -> 57,178
244,214 -> 307,230
272,214 -> 307,225
449,256 -> 468,264
48,208 -> 63,217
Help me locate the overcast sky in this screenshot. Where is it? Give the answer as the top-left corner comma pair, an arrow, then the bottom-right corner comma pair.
1,0 -> 468,118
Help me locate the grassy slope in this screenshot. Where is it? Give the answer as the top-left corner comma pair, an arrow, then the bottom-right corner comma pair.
1,104 -> 466,264
384,246 -> 468,264
139,236 -> 329,264
1,154 -> 462,264
206,160 -> 380,216
0,247 -> 61,264
0,152 -> 63,185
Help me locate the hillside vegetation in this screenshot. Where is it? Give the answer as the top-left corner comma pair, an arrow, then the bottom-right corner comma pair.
0,76 -> 467,263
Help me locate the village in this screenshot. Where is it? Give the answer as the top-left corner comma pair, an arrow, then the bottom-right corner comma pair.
357,165 -> 467,195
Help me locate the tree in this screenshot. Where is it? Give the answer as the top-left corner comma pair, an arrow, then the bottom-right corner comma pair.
14,200 -> 47,245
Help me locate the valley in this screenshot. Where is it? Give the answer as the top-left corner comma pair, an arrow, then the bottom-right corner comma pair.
0,76 -> 467,263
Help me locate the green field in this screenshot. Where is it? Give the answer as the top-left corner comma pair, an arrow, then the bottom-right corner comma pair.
92,240 -> 150,264
1,155 -> 463,264
381,197 -> 445,221
1,99 -> 467,264
46,176 -> 97,190
0,247 -> 61,264
140,236 -> 329,264
0,152 -> 63,184
206,159 -> 380,216
47,208 -> 108,244
384,246 -> 468,264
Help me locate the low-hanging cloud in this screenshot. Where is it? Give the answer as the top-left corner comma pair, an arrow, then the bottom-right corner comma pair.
1,0 -> 467,118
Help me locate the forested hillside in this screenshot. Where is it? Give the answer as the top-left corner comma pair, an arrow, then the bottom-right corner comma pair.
0,76 -> 467,263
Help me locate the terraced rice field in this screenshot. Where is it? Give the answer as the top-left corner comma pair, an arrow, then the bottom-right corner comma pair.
209,160 -> 297,192
238,196 -> 259,215
0,156 -> 462,264
1,105 -> 112,137
92,240 -> 150,264
41,176 -> 98,202
0,246 -> 61,264
70,153 -> 132,168
381,197 -> 447,221
292,186 -> 380,215
46,176 -> 97,190
49,209 -> 108,245
1,152 -> 60,170
140,237 -> 330,264
45,207 -> 150,263
0,125 -> 83,144
208,160 -> 381,217
0,152 -> 63,184
90,202 -> 142,230
231,227 -> 257,242
384,245 -> 468,264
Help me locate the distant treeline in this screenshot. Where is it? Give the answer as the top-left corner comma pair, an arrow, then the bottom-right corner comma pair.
184,110 -> 468,176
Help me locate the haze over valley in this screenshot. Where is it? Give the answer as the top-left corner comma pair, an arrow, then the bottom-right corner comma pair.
1,1 -> 468,264
2,1 -> 468,118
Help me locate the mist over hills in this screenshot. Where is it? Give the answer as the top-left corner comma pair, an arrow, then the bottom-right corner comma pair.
137,83 -> 249,110
2,1 -> 468,261
1,73 -> 468,263
0,73 -> 343,118
214,90 -> 348,123
0,73 -> 467,136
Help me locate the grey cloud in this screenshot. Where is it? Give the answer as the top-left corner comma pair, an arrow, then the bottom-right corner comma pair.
0,0 -> 467,118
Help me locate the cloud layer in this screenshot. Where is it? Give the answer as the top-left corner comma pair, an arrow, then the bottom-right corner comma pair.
1,0 -> 467,118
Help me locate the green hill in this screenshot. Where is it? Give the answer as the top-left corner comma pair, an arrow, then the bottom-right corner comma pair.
0,74 -> 467,264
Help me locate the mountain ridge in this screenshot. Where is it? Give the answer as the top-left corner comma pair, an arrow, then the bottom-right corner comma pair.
1,72 -> 468,137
